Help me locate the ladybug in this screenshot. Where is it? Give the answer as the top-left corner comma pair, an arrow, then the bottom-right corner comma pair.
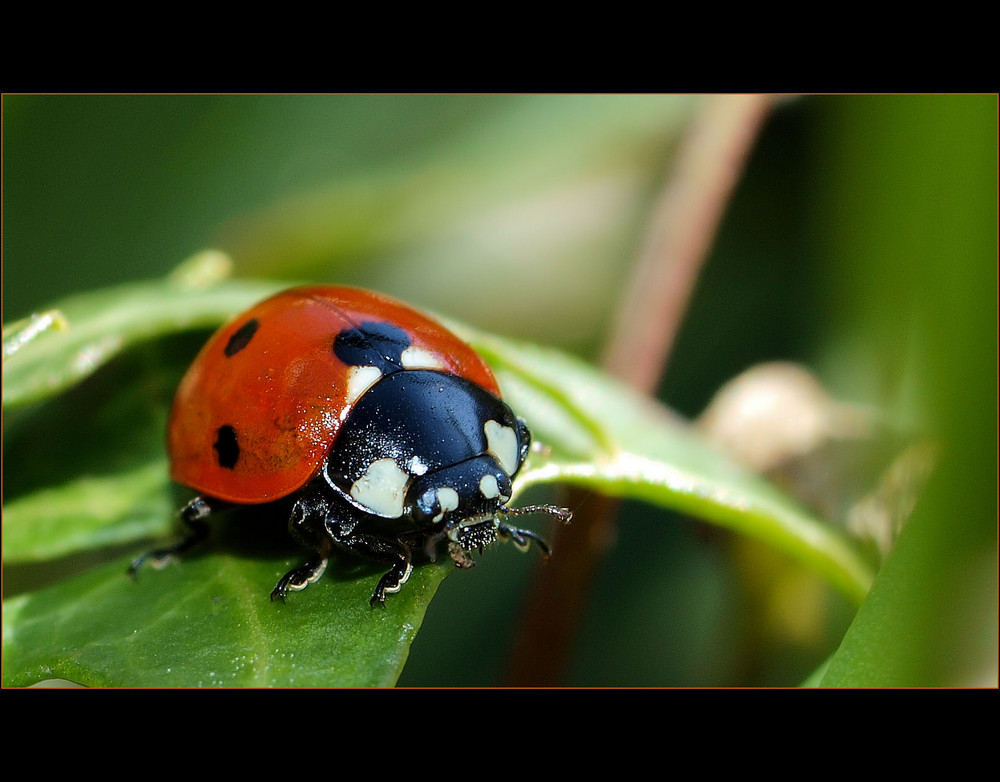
131,286 -> 571,606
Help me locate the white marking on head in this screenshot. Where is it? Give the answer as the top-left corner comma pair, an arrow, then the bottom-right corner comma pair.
434,487 -> 460,522
345,365 -> 383,405
401,345 -> 445,370
484,419 -> 519,476
479,473 -> 500,499
350,458 -> 408,518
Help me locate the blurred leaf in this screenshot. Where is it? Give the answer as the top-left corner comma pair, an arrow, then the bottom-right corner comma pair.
3,272 -> 876,686
3,310 -> 69,361
813,95 -> 997,686
476,334 -> 875,606
219,95 -> 694,281
3,462 -> 170,563
2,251 -> 277,409
5,96 -> 696,353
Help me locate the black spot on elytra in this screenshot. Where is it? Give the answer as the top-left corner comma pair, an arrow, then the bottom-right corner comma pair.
333,321 -> 412,374
224,318 -> 259,357
214,425 -> 240,469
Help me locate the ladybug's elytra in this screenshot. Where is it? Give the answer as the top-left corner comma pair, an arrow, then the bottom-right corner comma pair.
131,286 -> 571,606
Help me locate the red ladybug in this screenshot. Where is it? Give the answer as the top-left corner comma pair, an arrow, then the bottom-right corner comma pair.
132,286 -> 570,606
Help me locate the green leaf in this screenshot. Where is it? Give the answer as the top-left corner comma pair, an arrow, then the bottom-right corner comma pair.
2,551 -> 448,688
476,334 -> 875,606
3,272 -> 875,687
813,96 -> 997,687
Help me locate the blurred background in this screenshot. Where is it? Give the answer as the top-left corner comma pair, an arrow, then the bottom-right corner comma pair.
3,94 -> 995,686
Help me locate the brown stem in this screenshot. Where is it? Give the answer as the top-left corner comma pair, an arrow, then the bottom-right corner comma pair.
504,94 -> 775,686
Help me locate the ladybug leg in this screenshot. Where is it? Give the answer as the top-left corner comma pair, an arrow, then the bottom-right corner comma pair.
369,544 -> 414,607
127,496 -> 215,575
271,495 -> 331,602
270,555 -> 328,602
330,532 -> 414,607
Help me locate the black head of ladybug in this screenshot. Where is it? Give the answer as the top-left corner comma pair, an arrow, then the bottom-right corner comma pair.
322,371 -> 525,521
310,369 -> 569,604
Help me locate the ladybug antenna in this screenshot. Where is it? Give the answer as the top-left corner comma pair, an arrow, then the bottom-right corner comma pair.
497,503 -> 572,557
503,503 -> 573,525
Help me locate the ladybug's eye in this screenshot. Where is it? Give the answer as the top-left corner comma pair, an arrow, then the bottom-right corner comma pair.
413,486 -> 459,524
406,456 -> 511,529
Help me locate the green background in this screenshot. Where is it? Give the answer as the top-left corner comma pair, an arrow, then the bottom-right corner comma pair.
3,94 -> 995,686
